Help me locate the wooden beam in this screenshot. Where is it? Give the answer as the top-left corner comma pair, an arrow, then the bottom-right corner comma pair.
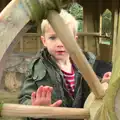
82,1 -> 100,56
37,37 -> 41,50
99,7 -> 120,118
77,32 -> 111,39
83,8 -> 88,51
97,0 -> 103,58
0,0 -> 30,82
24,32 -> 111,39
24,33 -> 40,37
1,104 -> 90,119
111,0 -> 119,64
20,37 -> 24,52
78,32 -> 99,36
48,10 -> 105,98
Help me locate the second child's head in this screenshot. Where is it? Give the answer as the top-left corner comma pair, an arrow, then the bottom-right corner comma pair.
40,9 -> 78,61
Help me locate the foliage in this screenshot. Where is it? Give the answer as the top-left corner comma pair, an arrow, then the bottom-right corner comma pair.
68,3 -> 112,34
102,9 -> 112,34
28,2 -> 112,34
68,3 -> 83,32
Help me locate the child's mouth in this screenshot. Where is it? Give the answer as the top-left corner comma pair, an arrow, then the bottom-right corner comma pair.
56,51 -> 65,54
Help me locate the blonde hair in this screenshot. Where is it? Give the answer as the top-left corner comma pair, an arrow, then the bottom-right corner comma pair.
41,9 -> 78,35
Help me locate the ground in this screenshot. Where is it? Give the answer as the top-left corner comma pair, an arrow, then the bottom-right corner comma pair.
0,90 -> 22,120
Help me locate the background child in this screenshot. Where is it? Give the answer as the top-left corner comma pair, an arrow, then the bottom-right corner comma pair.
102,72 -> 111,83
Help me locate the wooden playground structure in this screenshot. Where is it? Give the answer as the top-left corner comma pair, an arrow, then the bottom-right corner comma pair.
0,0 -> 120,120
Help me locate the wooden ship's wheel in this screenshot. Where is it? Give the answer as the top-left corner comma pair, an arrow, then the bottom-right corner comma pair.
0,0 -> 120,120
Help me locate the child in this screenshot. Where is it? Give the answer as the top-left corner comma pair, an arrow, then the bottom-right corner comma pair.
19,9 -> 96,119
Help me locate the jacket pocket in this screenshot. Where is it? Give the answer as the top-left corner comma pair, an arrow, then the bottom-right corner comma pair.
33,70 -> 52,87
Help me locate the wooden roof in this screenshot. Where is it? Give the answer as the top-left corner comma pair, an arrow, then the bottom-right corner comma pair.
79,0 -> 112,11
0,0 -> 114,13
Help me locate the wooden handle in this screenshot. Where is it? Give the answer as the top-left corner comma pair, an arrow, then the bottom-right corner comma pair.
1,104 -> 90,119
48,10 -> 105,99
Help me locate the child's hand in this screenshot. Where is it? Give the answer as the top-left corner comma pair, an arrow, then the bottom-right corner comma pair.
31,86 -> 62,107
102,72 -> 112,83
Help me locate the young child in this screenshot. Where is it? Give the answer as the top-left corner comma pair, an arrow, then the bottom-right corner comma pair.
19,9 -> 96,119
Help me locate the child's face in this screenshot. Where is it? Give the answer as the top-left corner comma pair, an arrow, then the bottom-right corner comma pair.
41,24 -> 77,61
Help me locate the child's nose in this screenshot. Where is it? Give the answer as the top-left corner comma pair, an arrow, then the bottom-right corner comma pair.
56,40 -> 64,47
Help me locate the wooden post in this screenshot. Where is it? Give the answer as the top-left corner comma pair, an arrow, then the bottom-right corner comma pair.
98,9 -> 120,118
37,37 -> 41,50
0,0 -> 30,82
97,1 -> 120,119
37,25 -> 42,50
97,0 -> 103,58
111,0 -> 119,64
20,37 -> 24,52
99,0 -> 103,37
83,9 -> 88,51
48,10 -> 105,98
83,1 -> 100,56
77,32 -> 111,39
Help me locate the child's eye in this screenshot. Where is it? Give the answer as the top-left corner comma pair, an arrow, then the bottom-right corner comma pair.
49,36 -> 56,40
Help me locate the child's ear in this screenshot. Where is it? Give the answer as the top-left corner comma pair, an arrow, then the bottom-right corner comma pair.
40,36 -> 46,46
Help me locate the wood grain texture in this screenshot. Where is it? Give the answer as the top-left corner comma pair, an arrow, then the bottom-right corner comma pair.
84,83 -> 108,120
1,104 -> 90,119
115,87 -> 120,120
0,0 -> 30,82
48,10 -> 105,99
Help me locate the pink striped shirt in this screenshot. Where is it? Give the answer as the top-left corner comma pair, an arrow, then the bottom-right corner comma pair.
62,69 -> 75,96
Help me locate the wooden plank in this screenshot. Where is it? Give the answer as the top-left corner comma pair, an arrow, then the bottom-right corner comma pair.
0,24 -> 32,88
77,32 -> 111,39
0,90 -> 19,103
97,0 -> 102,58
0,0 -> 31,83
77,32 -> 100,36
113,4 -> 120,62
23,37 -> 37,49
96,14 -> 102,58
14,42 -> 20,52
13,32 -> 111,38
77,37 -> 84,50
83,8 -> 88,51
83,2 -> 99,55
37,37 -> 41,51
24,33 -> 40,37
20,37 -> 24,52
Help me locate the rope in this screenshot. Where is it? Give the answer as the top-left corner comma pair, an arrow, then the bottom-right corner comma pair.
22,0 -> 61,23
